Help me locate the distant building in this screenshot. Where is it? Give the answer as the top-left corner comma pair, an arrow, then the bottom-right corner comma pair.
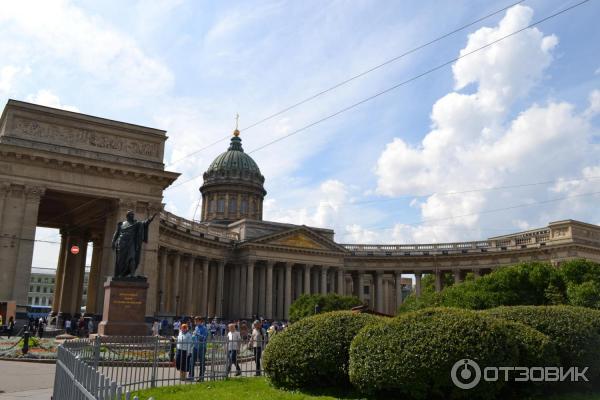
28,267 -> 89,310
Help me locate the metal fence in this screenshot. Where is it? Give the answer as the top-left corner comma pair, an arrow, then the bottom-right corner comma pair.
53,334 -> 269,399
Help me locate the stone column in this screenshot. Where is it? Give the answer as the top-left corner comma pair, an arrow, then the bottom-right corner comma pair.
51,231 -> 68,316
186,256 -> 195,315
208,263 -> 216,318
284,263 -> 292,320
58,230 -> 88,318
294,268 -> 302,300
337,268 -> 345,295
303,264 -> 311,294
0,185 -> 44,313
173,252 -> 182,315
435,270 -> 443,292
239,263 -> 247,318
84,239 -> 103,316
277,267 -> 284,319
216,260 -> 225,318
311,268 -> 319,294
257,264 -> 265,317
246,261 -> 255,319
201,259 -> 210,317
266,261 -> 274,319
454,269 -> 463,284
375,271 -> 384,313
320,266 -> 328,295
232,264 -> 240,318
414,273 -> 422,297
158,249 -> 167,313
395,271 -> 403,309
357,272 -> 365,302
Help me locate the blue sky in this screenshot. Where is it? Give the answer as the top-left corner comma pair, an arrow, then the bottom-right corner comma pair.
0,0 -> 598,267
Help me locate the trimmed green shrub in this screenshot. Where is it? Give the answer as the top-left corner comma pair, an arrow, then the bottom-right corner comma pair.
263,311 -> 382,390
482,305 -> 600,382
349,308 -> 521,399
288,293 -> 362,322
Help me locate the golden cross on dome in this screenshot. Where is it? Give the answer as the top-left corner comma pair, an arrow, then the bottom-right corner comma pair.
233,113 -> 240,136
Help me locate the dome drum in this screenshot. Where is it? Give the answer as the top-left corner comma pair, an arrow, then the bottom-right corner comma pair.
200,132 -> 266,223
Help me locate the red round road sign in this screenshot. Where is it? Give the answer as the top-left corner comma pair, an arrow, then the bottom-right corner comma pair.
70,245 -> 80,255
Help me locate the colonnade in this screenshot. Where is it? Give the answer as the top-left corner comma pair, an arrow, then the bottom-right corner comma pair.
155,249 -> 348,320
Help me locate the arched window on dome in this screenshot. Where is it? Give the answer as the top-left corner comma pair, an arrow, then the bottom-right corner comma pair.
229,198 -> 237,214
241,198 -> 248,214
217,199 -> 225,213
210,198 -> 216,213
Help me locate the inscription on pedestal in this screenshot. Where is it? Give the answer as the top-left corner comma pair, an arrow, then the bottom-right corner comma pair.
98,277 -> 149,336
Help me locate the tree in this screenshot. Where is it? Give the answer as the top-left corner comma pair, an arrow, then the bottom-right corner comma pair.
288,293 -> 362,322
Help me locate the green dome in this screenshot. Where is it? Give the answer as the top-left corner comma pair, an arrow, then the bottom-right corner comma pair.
207,136 -> 261,175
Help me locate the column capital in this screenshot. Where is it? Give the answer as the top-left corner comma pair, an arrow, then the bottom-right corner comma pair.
394,270 -> 402,277
24,185 -> 46,200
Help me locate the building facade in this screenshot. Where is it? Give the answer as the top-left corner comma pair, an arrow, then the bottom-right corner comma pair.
28,267 -> 89,309
1,100 -> 600,321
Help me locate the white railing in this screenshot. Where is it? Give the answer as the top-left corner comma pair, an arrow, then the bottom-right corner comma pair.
160,211 -> 239,241
341,228 -> 552,255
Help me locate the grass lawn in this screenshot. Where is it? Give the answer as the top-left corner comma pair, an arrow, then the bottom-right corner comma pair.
133,378 -> 363,400
133,378 -> 600,400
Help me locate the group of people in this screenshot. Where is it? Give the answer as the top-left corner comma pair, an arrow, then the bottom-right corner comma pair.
0,315 -> 15,338
25,316 -> 47,338
63,316 -> 95,337
169,316 -> 274,381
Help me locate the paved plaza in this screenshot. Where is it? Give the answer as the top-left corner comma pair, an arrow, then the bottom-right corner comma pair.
0,361 -> 54,400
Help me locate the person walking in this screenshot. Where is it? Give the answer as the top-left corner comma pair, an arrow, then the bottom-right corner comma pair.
189,316 -> 209,381
175,324 -> 192,381
225,323 -> 242,376
7,317 -> 14,338
152,319 -> 160,336
37,319 -> 44,338
249,320 -> 266,376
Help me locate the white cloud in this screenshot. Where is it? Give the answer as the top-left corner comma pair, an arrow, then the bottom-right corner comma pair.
373,5 -> 599,243
0,0 -> 173,98
26,89 -> 79,112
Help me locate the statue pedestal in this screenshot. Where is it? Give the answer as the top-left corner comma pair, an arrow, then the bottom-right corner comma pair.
98,277 -> 149,336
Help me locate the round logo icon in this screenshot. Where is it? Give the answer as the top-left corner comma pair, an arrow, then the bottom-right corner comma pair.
451,359 -> 481,389
70,245 -> 80,255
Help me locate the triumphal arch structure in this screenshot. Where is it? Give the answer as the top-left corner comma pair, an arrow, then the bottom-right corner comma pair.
1,99 -> 600,322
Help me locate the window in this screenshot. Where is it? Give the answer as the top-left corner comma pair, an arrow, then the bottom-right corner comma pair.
30,286 -> 33,292
51,278 -> 55,283
210,199 -> 216,213
28,297 -> 32,304
217,199 -> 225,213
34,297 -> 39,305
43,287 -> 47,293
36,286 -> 41,292
241,200 -> 248,214
50,288 -> 53,293
363,285 -> 370,295
229,198 -> 237,213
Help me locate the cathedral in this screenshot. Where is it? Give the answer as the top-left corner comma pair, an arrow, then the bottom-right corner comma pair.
1,100 -> 599,322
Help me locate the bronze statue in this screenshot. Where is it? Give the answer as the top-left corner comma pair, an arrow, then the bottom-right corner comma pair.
111,210 -> 156,278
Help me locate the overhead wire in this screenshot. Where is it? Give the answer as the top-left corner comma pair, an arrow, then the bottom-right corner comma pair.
165,0 -> 526,168
166,0 -> 591,191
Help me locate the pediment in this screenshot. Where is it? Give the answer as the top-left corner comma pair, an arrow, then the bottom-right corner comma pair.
271,232 -> 330,250
249,227 -> 348,253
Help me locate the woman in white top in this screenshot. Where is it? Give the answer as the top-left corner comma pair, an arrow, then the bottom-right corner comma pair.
249,320 -> 266,376
175,324 -> 193,381
226,323 -> 242,376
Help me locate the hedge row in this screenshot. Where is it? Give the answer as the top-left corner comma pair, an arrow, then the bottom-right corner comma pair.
263,306 -> 600,398
262,311 -> 382,389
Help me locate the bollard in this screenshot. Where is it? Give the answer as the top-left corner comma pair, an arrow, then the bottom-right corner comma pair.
22,328 -> 30,355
